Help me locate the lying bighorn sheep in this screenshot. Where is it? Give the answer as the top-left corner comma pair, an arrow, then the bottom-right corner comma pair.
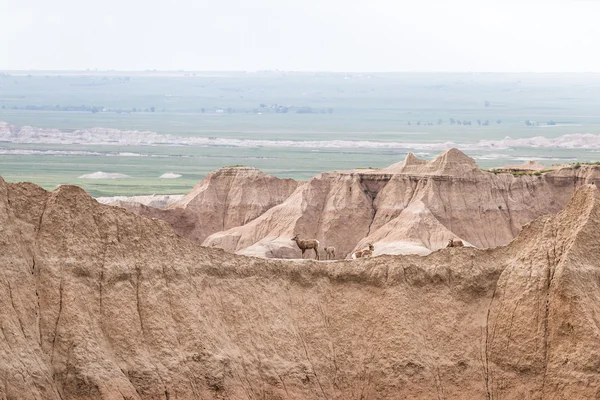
447,239 -> 464,248
352,243 -> 374,259
291,234 -> 320,260
324,246 -> 336,260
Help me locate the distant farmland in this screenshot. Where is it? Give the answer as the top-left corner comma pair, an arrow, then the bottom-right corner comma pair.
1,71 -> 600,196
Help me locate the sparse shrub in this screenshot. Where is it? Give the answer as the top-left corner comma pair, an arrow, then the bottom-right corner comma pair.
574,163 -> 581,169
576,161 -> 600,166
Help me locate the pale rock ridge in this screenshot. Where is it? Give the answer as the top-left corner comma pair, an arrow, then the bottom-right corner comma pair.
381,148 -> 482,177
1,176 -> 600,398
8,120 -> 600,149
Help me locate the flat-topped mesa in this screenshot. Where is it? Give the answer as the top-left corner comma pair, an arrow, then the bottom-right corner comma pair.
207,165 -> 263,178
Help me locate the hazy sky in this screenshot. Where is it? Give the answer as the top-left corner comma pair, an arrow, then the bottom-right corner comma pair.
1,0 -> 599,72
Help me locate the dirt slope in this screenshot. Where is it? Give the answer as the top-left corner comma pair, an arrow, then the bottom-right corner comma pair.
114,166 -> 299,243
204,149 -> 600,259
2,175 -> 600,399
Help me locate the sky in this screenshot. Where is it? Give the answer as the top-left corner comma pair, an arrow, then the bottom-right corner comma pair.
1,0 -> 600,72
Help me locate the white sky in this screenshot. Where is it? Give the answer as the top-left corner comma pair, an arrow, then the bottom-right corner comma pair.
1,0 -> 599,72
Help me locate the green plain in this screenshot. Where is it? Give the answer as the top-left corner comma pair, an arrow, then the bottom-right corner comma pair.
1,71 -> 600,196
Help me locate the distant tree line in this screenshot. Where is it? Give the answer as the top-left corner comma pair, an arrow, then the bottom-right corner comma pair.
408,118 -> 502,126
407,118 -> 562,127
255,104 -> 334,114
0,103 -> 335,115
524,120 -> 557,126
0,104 -> 161,113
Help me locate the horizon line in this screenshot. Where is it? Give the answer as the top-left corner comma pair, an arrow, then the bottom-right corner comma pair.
2,69 -> 600,75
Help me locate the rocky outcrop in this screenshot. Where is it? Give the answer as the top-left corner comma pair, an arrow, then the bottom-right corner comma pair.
115,166 -> 299,243
204,170 -> 380,259
2,175 -> 600,398
204,150 -> 600,259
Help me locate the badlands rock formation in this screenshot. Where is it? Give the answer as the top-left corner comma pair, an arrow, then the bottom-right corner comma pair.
204,149 -> 600,259
115,166 -> 299,243
2,175 -> 600,399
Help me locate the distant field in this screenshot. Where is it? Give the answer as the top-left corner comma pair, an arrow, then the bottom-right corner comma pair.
2,71 -> 600,196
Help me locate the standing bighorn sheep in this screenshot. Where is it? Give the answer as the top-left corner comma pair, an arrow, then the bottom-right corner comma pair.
352,243 -> 374,259
447,239 -> 464,248
323,246 -> 336,260
291,234 -> 320,260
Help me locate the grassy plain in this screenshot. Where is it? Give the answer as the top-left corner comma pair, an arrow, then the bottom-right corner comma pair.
1,71 -> 600,196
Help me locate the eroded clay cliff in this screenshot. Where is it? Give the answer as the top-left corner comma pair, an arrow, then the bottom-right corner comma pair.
204,149 -> 600,259
1,175 -> 600,399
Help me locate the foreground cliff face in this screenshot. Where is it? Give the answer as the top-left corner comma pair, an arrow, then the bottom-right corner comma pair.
2,175 -> 600,399
204,149 -> 600,259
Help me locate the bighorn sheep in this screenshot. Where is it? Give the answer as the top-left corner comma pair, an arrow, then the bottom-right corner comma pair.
352,243 -> 374,259
291,234 -> 320,260
447,239 -> 464,248
324,246 -> 336,260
